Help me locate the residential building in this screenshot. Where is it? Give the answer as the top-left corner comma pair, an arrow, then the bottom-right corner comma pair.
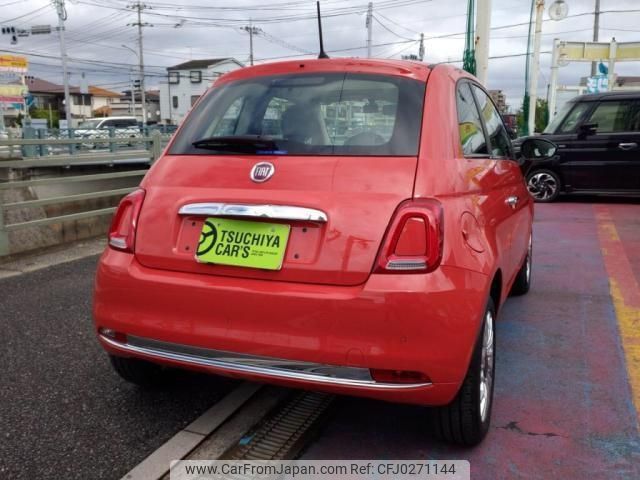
158,58 -> 244,125
89,86 -> 122,116
489,89 -> 508,114
22,77 -> 127,127
109,89 -> 160,123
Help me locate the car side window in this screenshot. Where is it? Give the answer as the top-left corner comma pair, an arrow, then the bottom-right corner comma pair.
558,102 -> 591,133
456,83 -> 489,156
587,101 -> 638,133
470,85 -> 513,158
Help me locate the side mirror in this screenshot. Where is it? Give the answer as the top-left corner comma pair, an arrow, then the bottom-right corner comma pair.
506,127 -> 518,140
520,137 -> 557,160
578,122 -> 597,138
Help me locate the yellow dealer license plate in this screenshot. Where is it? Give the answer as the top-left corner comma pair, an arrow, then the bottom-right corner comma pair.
196,217 -> 290,270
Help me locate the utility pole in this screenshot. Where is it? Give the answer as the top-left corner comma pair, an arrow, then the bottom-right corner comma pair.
418,33 -> 425,61
366,2 -> 373,58
591,0 -> 601,76
241,23 -> 261,66
527,0 -> 544,135
129,74 -> 137,120
129,2 -> 149,126
475,0 -> 492,85
54,0 -> 71,129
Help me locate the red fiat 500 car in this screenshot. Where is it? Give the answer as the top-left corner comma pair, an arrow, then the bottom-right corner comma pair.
93,59 -> 555,446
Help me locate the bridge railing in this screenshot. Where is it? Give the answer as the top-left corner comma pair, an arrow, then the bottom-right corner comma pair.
0,130 -> 167,257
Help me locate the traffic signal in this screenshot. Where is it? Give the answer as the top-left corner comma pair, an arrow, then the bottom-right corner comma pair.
133,79 -> 141,91
1,26 -> 17,44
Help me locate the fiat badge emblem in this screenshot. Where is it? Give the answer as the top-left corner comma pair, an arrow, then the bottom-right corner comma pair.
250,162 -> 275,183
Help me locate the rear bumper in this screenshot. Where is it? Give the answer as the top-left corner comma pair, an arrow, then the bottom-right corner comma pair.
93,249 -> 490,406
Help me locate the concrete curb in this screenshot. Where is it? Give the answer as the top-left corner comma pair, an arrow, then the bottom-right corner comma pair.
121,383 -> 262,480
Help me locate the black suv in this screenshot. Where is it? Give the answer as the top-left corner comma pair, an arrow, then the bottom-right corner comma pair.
525,91 -> 640,202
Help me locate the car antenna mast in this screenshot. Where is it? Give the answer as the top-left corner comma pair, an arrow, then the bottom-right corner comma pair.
317,1 -> 329,59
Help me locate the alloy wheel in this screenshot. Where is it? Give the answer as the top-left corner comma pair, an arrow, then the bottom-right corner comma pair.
527,172 -> 558,201
479,310 -> 494,423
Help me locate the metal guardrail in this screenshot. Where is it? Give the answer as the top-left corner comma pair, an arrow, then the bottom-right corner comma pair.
0,130 -> 167,256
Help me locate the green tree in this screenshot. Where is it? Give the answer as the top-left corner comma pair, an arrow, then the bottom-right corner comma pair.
29,106 -> 59,128
516,98 -> 550,135
535,99 -> 549,133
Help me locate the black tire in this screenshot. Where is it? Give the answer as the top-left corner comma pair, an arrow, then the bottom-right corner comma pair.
526,169 -> 561,203
430,298 -> 496,446
510,234 -> 532,296
109,355 -> 174,388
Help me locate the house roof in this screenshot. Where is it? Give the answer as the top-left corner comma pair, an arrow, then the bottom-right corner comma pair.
23,77 -> 122,96
89,86 -> 121,97
23,77 -> 68,94
167,58 -> 235,71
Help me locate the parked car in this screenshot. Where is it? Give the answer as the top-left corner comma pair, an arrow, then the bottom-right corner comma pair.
93,59 -> 555,446
524,91 -> 640,202
75,116 -> 141,148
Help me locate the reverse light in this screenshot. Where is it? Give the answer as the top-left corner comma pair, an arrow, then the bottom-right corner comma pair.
108,188 -> 146,253
375,199 -> 443,273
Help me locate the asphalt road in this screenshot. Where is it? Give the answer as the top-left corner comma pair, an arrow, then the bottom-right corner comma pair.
0,256 -> 236,480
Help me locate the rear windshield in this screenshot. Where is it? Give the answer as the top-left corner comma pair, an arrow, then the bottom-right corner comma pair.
169,72 -> 426,156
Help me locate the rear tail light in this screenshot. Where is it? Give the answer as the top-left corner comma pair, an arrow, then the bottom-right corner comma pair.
374,199 -> 443,273
108,188 -> 146,253
370,369 -> 431,384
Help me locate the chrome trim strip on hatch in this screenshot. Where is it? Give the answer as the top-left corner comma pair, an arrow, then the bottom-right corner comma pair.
178,203 -> 328,223
99,334 -> 432,390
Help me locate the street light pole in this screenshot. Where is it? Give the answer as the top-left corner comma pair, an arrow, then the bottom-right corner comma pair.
54,0 -> 72,128
527,0 -> 544,135
121,44 -> 139,121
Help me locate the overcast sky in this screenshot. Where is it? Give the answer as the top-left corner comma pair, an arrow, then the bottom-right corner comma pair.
1,0 -> 639,111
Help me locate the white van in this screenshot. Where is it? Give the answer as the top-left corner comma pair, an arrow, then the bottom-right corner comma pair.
76,116 -> 141,148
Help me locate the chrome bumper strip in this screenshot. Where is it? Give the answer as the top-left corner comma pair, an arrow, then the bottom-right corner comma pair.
99,334 -> 431,390
178,203 -> 328,223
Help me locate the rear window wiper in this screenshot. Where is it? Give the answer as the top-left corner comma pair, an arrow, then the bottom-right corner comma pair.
191,135 -> 285,153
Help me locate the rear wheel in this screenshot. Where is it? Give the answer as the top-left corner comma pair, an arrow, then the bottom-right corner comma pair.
109,355 -> 174,388
526,169 -> 561,202
430,298 -> 496,446
510,234 -> 532,296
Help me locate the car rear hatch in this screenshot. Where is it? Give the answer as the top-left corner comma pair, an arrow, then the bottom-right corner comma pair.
134,67 -> 427,286
135,154 -> 418,286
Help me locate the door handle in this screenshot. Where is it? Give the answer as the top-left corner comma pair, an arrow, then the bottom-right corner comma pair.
505,196 -> 519,209
618,142 -> 638,150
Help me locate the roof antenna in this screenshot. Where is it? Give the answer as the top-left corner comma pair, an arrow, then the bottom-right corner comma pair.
317,1 -> 329,59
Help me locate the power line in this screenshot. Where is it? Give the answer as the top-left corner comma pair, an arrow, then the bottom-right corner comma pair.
372,14 -> 415,42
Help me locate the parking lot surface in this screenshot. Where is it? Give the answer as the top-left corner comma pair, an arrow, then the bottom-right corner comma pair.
0,256 -> 237,480
303,199 -> 640,479
1,198 -> 639,480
